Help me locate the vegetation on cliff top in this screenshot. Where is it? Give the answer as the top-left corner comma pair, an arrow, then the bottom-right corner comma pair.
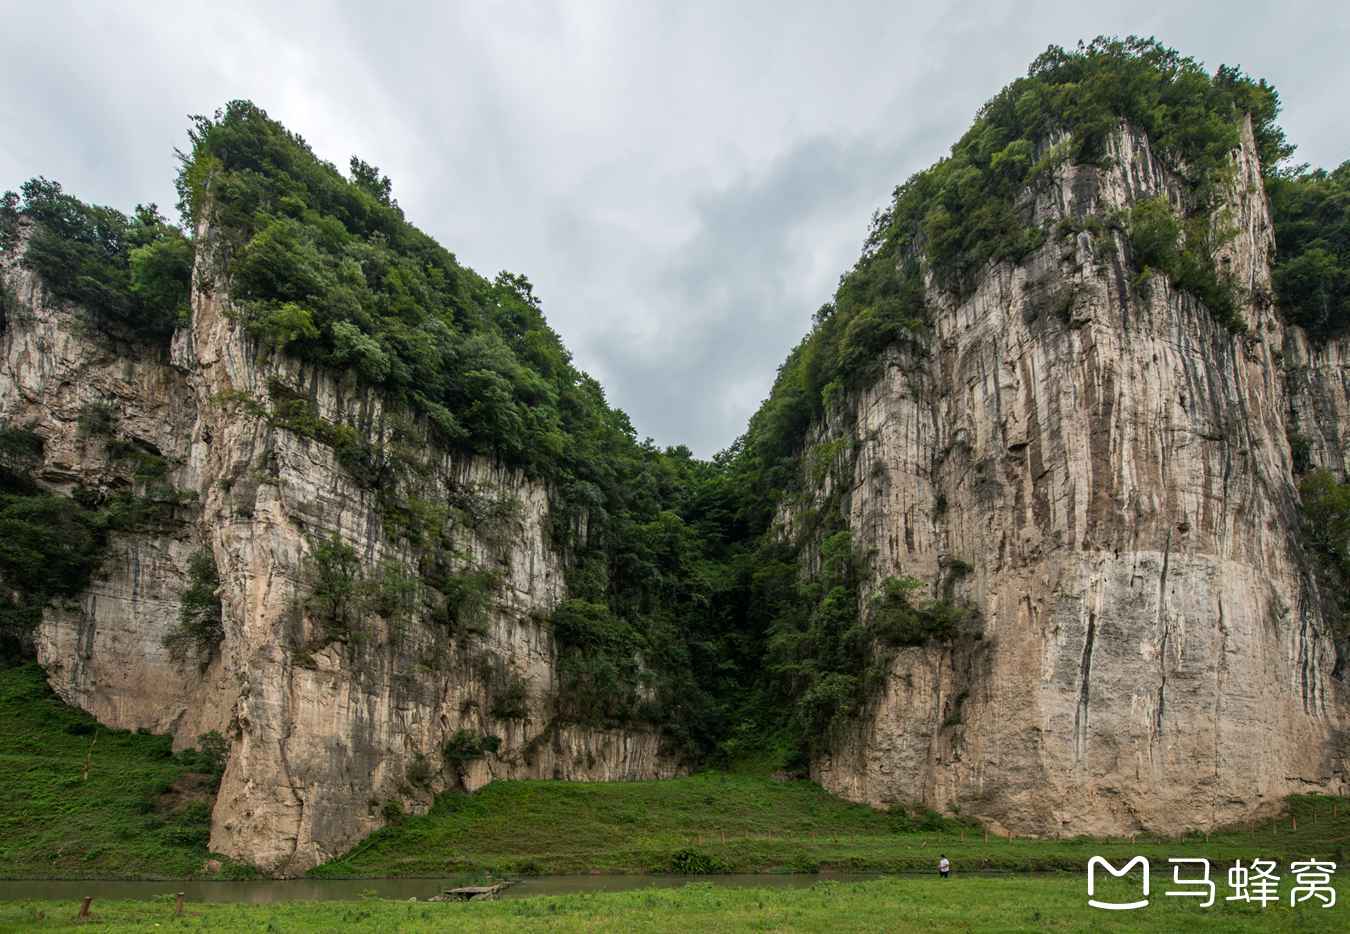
2,35 -> 1341,768
0,180 -> 192,342
1269,161 -> 1350,337
737,37 -> 1289,500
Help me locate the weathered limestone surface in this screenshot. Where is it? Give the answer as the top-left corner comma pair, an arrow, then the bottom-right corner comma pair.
1285,327 -> 1350,477
0,242 -> 227,742
0,224 -> 679,876
810,120 -> 1350,834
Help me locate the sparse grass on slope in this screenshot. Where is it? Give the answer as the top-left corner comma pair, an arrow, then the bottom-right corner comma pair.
4,875 -> 1348,933
311,769 -> 1350,878
0,663 -> 245,880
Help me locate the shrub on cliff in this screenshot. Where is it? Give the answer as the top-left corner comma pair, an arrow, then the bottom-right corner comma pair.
432,568 -> 499,637
442,729 -> 502,787
303,534 -> 363,642
1299,470 -> 1350,567
1269,161 -> 1350,337
2,179 -> 191,341
0,494 -> 103,643
871,576 -> 979,647
0,426 -> 107,655
487,672 -> 530,722
1126,196 -> 1242,329
1297,469 -> 1350,652
0,424 -> 43,493
163,550 -> 224,666
550,599 -> 647,724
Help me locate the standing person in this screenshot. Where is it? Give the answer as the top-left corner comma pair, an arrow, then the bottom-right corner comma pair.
938,855 -> 951,879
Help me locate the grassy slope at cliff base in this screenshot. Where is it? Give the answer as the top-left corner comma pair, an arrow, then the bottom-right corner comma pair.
311,770 -> 1350,877
7,658 -> 1348,883
0,664 -> 248,881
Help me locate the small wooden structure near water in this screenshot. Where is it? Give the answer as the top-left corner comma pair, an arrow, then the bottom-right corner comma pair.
428,881 -> 515,902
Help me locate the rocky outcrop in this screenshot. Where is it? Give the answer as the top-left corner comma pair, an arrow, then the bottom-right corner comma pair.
808,119 -> 1350,835
1284,328 -> 1350,477
0,223 -> 679,876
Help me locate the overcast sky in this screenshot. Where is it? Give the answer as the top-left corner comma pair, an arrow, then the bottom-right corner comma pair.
4,2 -> 1347,456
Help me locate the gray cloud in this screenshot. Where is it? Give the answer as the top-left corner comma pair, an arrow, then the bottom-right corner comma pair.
584,133 -> 924,451
3,1 -> 1347,455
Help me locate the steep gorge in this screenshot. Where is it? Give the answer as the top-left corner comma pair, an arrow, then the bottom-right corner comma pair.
3,37 -> 1350,875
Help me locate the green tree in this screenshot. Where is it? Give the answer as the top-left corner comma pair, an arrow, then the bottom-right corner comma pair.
1270,162 -> 1350,336
305,535 -> 362,640
163,550 -> 224,665
252,301 -> 318,351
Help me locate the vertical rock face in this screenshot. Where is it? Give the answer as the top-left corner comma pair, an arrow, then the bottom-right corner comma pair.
1285,328 -> 1350,477
0,225 -> 679,876
810,120 -> 1350,834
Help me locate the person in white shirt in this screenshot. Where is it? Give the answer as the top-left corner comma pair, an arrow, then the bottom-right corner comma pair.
938,855 -> 951,878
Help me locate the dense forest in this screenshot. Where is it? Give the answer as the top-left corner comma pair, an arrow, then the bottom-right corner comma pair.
2,36 -> 1348,767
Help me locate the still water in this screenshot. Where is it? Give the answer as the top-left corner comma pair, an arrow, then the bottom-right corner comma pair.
0,873 -> 883,904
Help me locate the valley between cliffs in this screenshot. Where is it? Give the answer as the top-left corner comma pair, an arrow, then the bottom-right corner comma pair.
3,39 -> 1349,878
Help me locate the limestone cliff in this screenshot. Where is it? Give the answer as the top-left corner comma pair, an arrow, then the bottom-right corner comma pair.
806,118 -> 1350,835
0,222 -> 679,876
6,87 -> 1349,873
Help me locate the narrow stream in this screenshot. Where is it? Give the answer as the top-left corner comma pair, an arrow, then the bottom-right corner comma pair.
0,872 -> 885,904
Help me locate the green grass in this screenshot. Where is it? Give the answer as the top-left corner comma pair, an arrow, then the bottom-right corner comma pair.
3,875 -> 1347,932
312,769 -> 1350,878
7,656 -> 1350,892
0,663 -> 244,880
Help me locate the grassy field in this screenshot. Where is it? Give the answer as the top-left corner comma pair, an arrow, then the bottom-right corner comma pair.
3,875 -> 1347,932
0,663 -> 245,880
312,769 -> 1350,877
6,655 -> 1350,892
